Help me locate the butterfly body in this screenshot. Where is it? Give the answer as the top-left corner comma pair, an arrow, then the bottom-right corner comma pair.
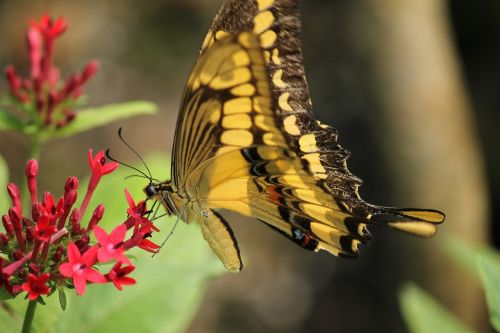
148,0 -> 445,272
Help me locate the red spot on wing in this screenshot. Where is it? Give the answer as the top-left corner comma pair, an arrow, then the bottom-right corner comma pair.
266,186 -> 281,204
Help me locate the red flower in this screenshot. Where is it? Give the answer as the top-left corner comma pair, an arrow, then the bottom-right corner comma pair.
124,189 -> 159,232
88,150 -> 119,179
21,273 -> 50,301
94,225 -> 130,264
33,215 -> 57,242
79,150 -> 119,220
123,222 -> 160,253
32,15 -> 68,40
106,262 -> 136,291
59,243 -> 106,295
26,27 -> 42,79
40,192 -> 64,222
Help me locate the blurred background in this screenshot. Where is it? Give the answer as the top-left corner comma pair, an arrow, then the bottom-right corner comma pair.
0,0 -> 498,332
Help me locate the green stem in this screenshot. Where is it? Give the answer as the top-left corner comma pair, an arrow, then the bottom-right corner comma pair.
21,300 -> 37,333
28,134 -> 43,161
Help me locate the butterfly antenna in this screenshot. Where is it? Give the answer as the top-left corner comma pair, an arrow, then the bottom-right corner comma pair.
105,149 -> 151,181
124,174 -> 152,181
118,127 -> 156,181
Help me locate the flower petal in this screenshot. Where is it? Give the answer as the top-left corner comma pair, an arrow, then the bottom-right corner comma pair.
97,248 -> 112,263
81,246 -> 98,266
112,280 -> 123,291
101,162 -> 119,175
113,252 -> 131,265
109,224 -> 126,244
124,189 -> 135,209
84,268 -> 106,283
119,276 -> 136,286
87,149 -> 94,169
66,242 -> 81,263
73,275 -> 87,295
59,263 -> 73,277
93,225 -> 109,246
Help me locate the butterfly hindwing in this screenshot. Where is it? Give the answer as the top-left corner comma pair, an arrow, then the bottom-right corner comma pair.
200,209 -> 243,272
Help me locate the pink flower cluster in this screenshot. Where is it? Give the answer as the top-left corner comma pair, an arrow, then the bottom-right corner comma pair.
4,15 -> 98,128
0,150 -> 160,301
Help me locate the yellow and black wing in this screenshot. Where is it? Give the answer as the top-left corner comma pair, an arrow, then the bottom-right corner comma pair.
195,0 -> 445,233
169,0 -> 445,271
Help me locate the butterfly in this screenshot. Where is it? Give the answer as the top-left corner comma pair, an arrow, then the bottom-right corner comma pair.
145,0 -> 445,272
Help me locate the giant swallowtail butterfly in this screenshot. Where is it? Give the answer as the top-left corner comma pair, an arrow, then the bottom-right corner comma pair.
145,0 -> 445,272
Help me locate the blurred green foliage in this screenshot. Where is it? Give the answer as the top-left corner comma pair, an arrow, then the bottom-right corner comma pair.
400,239 -> 500,333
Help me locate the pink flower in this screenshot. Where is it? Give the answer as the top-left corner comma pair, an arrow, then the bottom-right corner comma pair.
94,225 -> 130,264
21,273 -> 50,301
59,243 -> 106,295
106,262 -> 136,291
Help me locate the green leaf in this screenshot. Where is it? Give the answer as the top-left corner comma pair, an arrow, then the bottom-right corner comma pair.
58,288 -> 67,311
399,283 -> 478,333
0,153 -> 9,217
0,109 -> 23,131
442,236 -> 500,280
30,101 -> 157,141
478,256 -> 500,331
2,155 -> 226,333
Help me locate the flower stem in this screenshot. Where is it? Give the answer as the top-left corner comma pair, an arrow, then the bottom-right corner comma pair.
21,300 -> 37,333
28,135 -> 42,161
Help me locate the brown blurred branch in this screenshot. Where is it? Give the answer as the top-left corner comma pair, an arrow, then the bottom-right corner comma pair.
355,0 -> 490,330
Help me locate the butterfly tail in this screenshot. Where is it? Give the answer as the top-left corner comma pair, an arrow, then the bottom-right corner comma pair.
369,208 -> 445,237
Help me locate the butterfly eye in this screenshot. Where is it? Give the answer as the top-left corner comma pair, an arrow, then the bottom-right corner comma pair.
144,184 -> 157,198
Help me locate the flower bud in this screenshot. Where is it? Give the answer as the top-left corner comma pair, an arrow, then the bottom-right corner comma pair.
80,60 -> 99,83
7,183 -> 22,210
8,207 -> 22,227
25,160 -> 38,204
64,176 -> 78,192
28,263 -> 41,276
13,249 -> 24,260
5,66 -> 22,96
87,204 -> 104,232
52,245 -> 63,262
2,215 -> 14,235
0,233 -> 9,246
70,208 -> 82,235
25,227 -> 34,243
17,269 -> 27,280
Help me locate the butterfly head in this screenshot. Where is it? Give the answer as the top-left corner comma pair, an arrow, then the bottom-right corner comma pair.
144,181 -> 179,216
